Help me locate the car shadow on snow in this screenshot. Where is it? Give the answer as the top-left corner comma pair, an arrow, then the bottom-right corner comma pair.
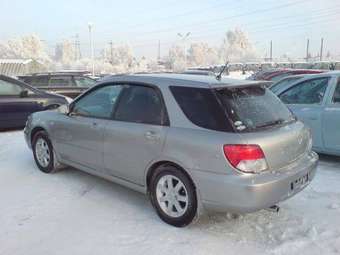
318,153 -> 340,163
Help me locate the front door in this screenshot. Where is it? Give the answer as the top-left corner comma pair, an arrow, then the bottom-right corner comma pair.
103,84 -> 168,185
0,79 -> 43,128
323,78 -> 340,153
279,77 -> 330,150
53,84 -> 124,172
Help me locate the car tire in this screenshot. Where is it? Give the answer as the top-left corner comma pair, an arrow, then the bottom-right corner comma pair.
32,131 -> 57,173
149,165 -> 197,227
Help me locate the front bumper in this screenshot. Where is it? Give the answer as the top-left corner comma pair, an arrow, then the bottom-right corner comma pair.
192,151 -> 318,213
23,121 -> 32,149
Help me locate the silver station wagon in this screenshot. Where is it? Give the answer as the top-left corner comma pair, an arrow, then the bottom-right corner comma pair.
24,74 -> 318,227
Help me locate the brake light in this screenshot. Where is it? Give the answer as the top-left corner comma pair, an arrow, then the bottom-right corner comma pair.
223,144 -> 268,173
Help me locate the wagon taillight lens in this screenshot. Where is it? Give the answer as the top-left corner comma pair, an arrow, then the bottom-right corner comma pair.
223,144 -> 268,173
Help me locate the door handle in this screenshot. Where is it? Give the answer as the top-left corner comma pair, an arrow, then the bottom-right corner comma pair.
308,117 -> 317,121
144,131 -> 160,140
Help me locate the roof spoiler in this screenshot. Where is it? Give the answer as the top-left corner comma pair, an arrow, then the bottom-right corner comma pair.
212,81 -> 273,89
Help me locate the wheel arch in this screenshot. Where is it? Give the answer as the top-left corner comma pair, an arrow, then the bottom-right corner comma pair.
30,126 -> 47,144
146,160 -> 197,193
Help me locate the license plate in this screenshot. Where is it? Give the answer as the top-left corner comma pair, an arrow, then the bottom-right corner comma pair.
291,173 -> 309,191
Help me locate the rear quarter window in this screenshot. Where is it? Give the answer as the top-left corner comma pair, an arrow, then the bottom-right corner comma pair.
170,86 -> 232,132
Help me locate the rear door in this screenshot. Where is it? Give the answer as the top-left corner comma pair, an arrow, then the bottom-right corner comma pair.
323,77 -> 340,153
103,84 -> 168,185
53,85 -> 124,172
278,77 -> 330,150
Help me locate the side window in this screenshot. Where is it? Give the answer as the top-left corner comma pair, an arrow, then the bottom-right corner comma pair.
0,80 -> 23,96
72,85 -> 123,118
49,76 -> 73,87
333,79 -> 340,103
74,77 -> 96,88
279,78 -> 329,104
114,85 -> 165,125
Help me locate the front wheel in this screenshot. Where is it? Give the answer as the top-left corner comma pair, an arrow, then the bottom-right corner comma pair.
149,165 -> 197,227
32,131 -> 57,173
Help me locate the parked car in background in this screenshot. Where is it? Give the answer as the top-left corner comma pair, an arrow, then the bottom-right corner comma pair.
247,69 -> 282,81
18,71 -> 96,98
270,75 -> 306,94
0,75 -> 68,129
273,71 -> 340,156
249,69 -> 325,81
267,69 -> 325,82
24,73 -> 317,227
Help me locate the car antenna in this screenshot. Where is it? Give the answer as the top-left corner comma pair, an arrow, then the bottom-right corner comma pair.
216,60 -> 229,81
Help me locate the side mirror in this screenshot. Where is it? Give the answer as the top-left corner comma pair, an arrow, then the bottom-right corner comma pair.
58,104 -> 70,115
19,90 -> 29,98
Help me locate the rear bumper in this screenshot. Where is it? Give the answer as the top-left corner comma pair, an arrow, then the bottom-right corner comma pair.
192,151 -> 318,213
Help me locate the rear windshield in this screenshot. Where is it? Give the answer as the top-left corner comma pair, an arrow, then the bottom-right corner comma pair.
216,86 -> 295,132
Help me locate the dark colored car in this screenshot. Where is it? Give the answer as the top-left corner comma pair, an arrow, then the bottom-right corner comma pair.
0,75 -> 68,129
18,72 -> 96,98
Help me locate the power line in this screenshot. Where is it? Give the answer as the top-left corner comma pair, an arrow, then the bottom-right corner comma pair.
124,0 -> 310,37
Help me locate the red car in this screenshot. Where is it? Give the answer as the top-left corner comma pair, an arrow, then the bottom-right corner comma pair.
265,69 -> 325,81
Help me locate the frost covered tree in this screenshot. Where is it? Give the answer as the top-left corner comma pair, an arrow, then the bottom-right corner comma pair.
102,43 -> 134,71
0,34 -> 50,62
219,28 -> 257,63
54,40 -> 76,67
167,44 -> 186,72
187,43 -> 219,67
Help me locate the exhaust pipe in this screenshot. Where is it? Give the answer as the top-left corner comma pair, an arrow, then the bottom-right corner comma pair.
266,205 -> 280,213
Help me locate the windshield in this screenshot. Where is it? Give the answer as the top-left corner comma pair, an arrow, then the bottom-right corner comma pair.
216,86 -> 295,132
270,76 -> 304,94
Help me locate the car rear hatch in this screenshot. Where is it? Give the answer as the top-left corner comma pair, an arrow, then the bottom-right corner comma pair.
215,84 -> 311,171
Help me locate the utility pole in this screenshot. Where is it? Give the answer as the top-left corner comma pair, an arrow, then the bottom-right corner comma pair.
157,40 -> 161,62
306,38 -> 310,62
88,22 -> 95,76
109,40 -> 113,64
177,32 -> 191,69
74,33 -> 81,61
269,40 -> 273,62
320,38 -> 324,61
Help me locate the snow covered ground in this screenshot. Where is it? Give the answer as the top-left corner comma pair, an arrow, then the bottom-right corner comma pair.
1,131 -> 340,255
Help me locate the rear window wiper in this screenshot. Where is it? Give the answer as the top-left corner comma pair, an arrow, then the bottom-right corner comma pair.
255,119 -> 285,129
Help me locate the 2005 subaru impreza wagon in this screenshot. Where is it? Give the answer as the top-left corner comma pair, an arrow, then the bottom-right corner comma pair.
24,73 -> 318,227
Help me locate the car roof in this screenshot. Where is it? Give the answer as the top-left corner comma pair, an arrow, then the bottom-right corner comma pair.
101,73 -> 270,89
182,70 -> 215,76
296,71 -> 340,78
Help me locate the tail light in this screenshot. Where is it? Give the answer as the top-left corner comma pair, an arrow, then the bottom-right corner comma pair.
223,144 -> 268,173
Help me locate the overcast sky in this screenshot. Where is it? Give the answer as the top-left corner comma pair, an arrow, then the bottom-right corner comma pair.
1,0 -> 340,59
